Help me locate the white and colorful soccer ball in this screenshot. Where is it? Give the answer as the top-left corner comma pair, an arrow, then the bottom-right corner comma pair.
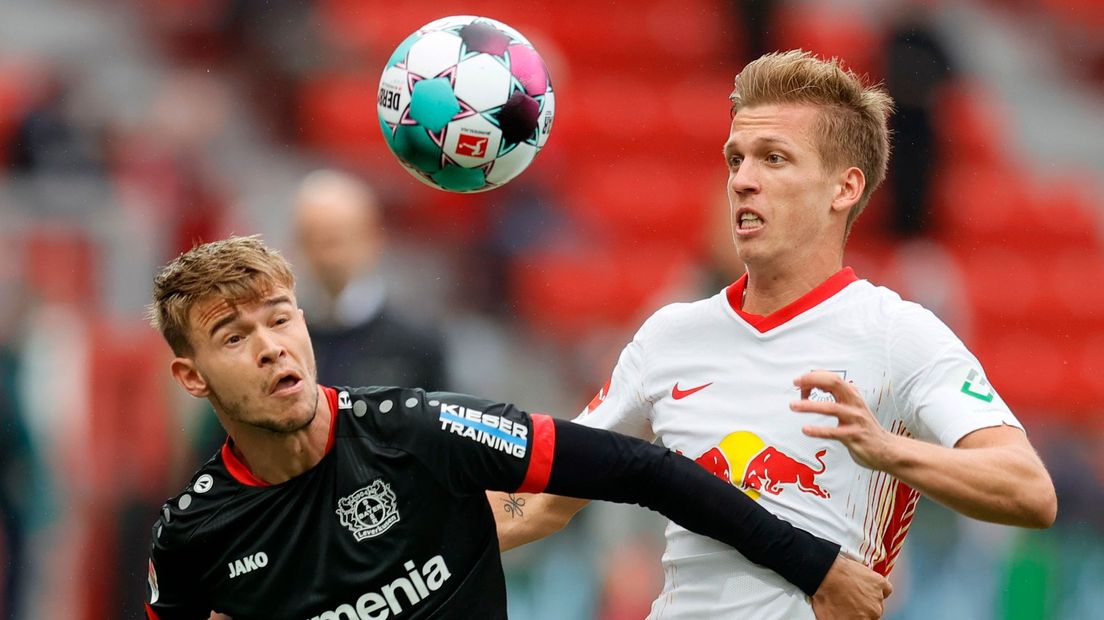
377,16 -> 555,193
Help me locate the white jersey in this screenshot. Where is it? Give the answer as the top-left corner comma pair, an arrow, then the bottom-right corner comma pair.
575,268 -> 1022,619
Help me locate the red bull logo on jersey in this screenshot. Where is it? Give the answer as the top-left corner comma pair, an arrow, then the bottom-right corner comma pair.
743,446 -> 830,498
692,432 -> 831,501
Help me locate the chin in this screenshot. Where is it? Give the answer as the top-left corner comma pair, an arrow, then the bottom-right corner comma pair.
259,410 -> 315,434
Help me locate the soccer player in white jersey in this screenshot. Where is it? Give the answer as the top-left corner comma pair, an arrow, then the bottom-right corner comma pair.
490,49 -> 1057,620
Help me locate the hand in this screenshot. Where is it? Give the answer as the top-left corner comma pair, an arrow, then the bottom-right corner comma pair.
791,371 -> 898,471
811,554 -> 892,619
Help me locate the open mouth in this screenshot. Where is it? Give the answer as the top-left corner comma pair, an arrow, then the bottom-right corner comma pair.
736,209 -> 764,233
270,371 -> 303,395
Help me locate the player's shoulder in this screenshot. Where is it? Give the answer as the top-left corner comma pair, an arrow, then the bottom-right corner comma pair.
637,292 -> 727,338
851,282 -> 963,351
331,385 -> 424,432
869,283 -> 949,329
844,280 -> 934,322
331,385 -> 494,434
152,453 -> 241,550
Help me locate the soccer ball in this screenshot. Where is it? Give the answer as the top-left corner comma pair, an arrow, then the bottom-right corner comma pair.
377,16 -> 555,193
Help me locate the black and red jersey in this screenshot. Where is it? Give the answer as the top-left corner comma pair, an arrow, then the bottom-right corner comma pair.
146,385 -> 840,620
147,386 -> 554,620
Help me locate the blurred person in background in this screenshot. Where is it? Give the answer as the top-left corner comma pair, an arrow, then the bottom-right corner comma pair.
292,169 -> 448,391
883,7 -> 955,238
0,296 -> 34,620
492,50 -> 1057,620
8,72 -> 104,177
143,235 -> 889,619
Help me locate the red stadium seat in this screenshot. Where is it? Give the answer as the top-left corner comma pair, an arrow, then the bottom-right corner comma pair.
1047,249 -> 1104,328
560,158 -> 721,255
1039,0 -> 1104,30
771,4 -> 883,80
23,227 -> 100,307
1023,176 -> 1102,251
936,164 -> 1102,251
971,329 -> 1071,415
510,243 -> 694,340
554,70 -> 732,169
934,83 -> 1010,168
957,244 -> 1104,418
1078,332 -> 1104,412
954,246 -> 1046,331
934,164 -> 1026,245
298,72 -> 390,167
317,0 -> 446,55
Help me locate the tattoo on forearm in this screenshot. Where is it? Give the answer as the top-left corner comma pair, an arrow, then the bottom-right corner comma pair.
503,494 -> 526,518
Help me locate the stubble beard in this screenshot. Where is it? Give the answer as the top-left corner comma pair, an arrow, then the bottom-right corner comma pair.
208,376 -> 319,435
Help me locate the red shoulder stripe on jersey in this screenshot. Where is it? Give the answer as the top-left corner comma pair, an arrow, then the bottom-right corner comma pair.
322,385 -> 338,453
145,602 -> 160,620
517,414 -> 556,493
726,267 -> 859,332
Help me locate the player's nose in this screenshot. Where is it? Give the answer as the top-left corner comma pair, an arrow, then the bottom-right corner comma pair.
254,329 -> 287,366
729,161 -> 760,194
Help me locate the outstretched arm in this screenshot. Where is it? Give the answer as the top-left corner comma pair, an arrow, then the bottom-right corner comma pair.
793,371 -> 1057,528
490,488 -> 891,620
490,491 -> 588,552
519,418 -> 889,604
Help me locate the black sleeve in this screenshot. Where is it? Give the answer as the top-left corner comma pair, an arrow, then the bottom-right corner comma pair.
146,517 -> 210,620
377,390 -> 534,495
544,419 -> 840,597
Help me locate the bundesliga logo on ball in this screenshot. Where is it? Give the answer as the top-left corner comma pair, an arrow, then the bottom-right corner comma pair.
377,16 -> 555,193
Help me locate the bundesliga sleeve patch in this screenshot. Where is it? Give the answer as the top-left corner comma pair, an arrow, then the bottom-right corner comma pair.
437,403 -> 529,458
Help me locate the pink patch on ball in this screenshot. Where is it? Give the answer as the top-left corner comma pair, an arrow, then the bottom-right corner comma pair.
508,44 -> 548,96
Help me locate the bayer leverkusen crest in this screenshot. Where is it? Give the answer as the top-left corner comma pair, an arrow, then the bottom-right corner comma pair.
336,479 -> 400,541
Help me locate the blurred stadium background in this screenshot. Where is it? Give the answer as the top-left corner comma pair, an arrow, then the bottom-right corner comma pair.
1,0 -> 1102,618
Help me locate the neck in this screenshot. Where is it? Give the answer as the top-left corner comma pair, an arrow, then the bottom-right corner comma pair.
741,253 -> 843,316
227,385 -> 332,485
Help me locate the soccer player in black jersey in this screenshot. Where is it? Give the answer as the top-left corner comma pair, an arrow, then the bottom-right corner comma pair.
144,236 -> 890,620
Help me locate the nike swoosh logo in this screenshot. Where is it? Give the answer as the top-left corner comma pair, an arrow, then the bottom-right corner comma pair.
672,382 -> 713,400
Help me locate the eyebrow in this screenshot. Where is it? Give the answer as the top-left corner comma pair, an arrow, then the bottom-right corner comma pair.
724,135 -> 795,153
207,295 -> 293,338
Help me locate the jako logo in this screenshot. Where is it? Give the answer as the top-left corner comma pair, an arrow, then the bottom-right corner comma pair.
227,551 -> 268,579
308,555 -> 452,620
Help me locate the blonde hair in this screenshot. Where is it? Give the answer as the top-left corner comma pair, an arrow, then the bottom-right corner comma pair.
730,50 -> 894,232
148,235 -> 295,355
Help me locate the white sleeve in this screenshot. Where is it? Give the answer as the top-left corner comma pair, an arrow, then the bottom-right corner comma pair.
572,321 -> 655,442
889,304 -> 1023,448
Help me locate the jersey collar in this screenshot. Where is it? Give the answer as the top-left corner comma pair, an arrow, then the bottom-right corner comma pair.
725,267 -> 859,333
221,385 -> 340,487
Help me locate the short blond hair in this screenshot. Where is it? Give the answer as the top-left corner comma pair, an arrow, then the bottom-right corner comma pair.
730,50 -> 894,232
148,235 -> 295,356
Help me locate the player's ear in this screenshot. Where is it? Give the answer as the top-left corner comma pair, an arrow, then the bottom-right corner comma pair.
171,357 -> 210,398
830,166 -> 865,214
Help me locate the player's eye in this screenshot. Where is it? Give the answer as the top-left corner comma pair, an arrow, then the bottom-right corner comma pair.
766,153 -> 786,164
727,155 -> 743,168
225,334 -> 243,346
